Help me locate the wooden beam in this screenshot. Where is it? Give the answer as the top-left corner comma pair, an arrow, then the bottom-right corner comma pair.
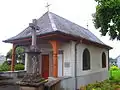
49,40 -> 59,77
11,44 -> 16,71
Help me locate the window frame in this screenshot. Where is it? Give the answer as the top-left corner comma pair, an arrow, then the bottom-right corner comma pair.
102,52 -> 106,68
82,48 -> 90,70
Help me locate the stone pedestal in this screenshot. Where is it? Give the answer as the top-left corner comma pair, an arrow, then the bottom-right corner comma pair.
17,73 -> 47,90
18,79 -> 46,90
20,86 -> 44,90
16,47 -> 47,90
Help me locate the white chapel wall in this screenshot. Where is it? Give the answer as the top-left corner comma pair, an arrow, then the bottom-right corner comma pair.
60,41 -> 109,77
76,43 -> 108,76
59,42 -> 72,76
59,42 -> 109,88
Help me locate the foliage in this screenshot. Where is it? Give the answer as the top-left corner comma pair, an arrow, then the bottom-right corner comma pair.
109,66 -> 120,84
114,85 -> 120,89
83,80 -> 118,90
6,46 -> 25,63
80,86 -> 86,90
80,66 -> 120,90
93,0 -> 120,40
0,61 -> 10,71
6,49 -> 12,59
15,64 -> 24,70
15,47 -> 25,61
0,61 -> 24,71
110,65 -> 119,71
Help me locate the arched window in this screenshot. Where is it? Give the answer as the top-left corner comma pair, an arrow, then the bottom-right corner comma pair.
102,52 -> 106,68
83,48 -> 90,70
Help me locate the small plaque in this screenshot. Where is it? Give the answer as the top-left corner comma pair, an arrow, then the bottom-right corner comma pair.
64,62 -> 70,68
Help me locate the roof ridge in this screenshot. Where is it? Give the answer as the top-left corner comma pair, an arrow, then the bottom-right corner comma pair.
48,12 -> 57,31
49,12 -> 89,31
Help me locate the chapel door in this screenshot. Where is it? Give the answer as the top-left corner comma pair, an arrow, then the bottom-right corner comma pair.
42,55 -> 49,79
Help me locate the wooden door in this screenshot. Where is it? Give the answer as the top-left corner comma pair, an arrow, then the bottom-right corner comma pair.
42,55 -> 49,79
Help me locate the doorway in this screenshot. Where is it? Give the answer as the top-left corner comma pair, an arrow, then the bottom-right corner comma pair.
42,54 -> 49,79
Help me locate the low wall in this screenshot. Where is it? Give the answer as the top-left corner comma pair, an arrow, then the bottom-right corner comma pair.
0,70 -> 26,79
58,70 -> 108,90
60,77 -> 75,90
0,70 -> 107,90
77,70 -> 108,87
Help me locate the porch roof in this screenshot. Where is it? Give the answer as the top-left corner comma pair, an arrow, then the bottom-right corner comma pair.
3,12 -> 112,49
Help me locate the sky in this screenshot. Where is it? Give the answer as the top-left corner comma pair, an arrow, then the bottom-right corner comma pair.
0,0 -> 120,58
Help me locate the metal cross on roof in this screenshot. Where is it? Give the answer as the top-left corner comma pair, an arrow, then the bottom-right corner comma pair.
45,2 -> 51,11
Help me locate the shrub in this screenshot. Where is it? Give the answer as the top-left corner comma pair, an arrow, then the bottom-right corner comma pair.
86,80 -> 115,90
0,61 -> 24,71
113,85 -> 120,90
110,65 -> 119,71
0,61 -> 10,71
80,86 -> 86,90
15,64 -> 24,70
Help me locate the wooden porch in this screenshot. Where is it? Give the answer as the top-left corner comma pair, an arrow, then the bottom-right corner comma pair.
10,34 -> 68,78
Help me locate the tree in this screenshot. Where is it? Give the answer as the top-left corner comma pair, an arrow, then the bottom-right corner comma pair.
15,47 -> 25,62
93,0 -> 120,40
6,49 -> 12,59
6,47 -> 25,63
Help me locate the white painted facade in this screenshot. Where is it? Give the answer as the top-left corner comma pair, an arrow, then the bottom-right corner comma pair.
24,40 -> 109,88
59,41 -> 109,89
59,41 -> 108,77
76,43 -> 108,76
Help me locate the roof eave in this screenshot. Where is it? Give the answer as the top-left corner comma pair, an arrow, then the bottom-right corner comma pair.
2,31 -> 59,43
57,31 -> 113,50
3,31 -> 112,50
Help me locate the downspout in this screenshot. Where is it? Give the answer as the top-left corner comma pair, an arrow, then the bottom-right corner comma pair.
108,49 -> 109,70
75,41 -> 80,90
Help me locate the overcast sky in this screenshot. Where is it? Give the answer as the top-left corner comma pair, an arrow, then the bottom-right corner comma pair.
0,0 -> 120,58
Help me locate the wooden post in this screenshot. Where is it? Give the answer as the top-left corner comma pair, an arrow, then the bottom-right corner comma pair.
49,40 -> 59,78
11,44 -> 16,71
